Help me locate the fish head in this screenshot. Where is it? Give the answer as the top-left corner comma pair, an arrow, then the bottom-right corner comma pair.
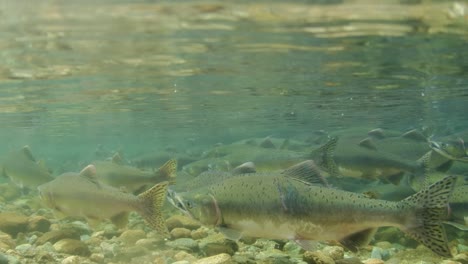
167,189 -> 220,226
430,139 -> 468,160
37,183 -> 56,209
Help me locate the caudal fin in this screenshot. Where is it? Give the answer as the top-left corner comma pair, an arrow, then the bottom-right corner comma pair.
138,181 -> 170,237
310,136 -> 340,178
401,175 -> 457,257
154,159 -> 177,184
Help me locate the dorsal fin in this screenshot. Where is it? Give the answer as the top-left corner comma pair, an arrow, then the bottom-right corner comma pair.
155,159 -> 177,183
111,152 -> 124,165
279,139 -> 290,150
367,128 -> 386,139
231,162 -> 256,175
21,145 -> 36,162
282,160 -> 329,187
259,137 -> 276,149
358,137 -> 377,151
402,129 -> 427,142
80,164 -> 100,187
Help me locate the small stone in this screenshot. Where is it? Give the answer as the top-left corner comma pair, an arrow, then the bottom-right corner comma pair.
90,253 -> 105,263
199,233 -> 238,256
27,216 -> 51,233
135,238 -> 159,249
15,243 -> 33,254
303,251 -> 335,264
172,261 -> 190,264
118,229 -> 146,245
171,227 -> 192,239
174,251 -> 197,262
116,245 -> 148,259
0,213 -> 29,237
61,255 -> 81,264
100,241 -> 119,257
0,232 -> 15,249
193,253 -> 232,264
454,253 -> 468,264
363,259 -> 384,264
36,229 -> 81,245
166,215 -> 201,230
54,239 -> 91,256
323,246 -> 344,260
0,254 -> 8,264
191,227 -> 208,240
283,241 -> 303,255
166,238 -> 199,251
336,257 -> 364,264
256,249 -> 290,263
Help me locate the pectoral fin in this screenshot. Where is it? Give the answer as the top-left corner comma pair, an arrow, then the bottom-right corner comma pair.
339,228 -> 377,252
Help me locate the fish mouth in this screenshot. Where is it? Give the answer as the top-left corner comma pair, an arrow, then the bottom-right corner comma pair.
429,140 -> 468,162
166,188 -> 194,218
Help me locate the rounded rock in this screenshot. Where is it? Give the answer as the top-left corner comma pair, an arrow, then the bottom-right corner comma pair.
27,216 -> 51,233
53,239 -> 91,256
118,229 -> 146,245
166,215 -> 201,231
323,246 -> 344,260
171,227 -> 192,239
0,213 -> 29,237
303,251 -> 335,264
36,230 -> 81,245
193,253 -> 232,264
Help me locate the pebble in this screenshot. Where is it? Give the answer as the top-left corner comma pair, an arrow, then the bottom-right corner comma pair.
0,212 -> 29,237
199,233 -> 238,256
166,215 -> 201,230
15,243 -> 33,255
454,253 -> 468,264
303,251 -> 335,264
89,253 -> 104,263
256,249 -> 290,263
191,227 -> 209,240
174,251 -> 198,262
0,254 -> 8,264
0,232 -> 15,249
27,216 -> 51,233
335,257 -> 364,264
166,238 -> 199,251
171,227 -> 192,239
118,229 -> 146,245
323,246 -> 344,260
61,256 -> 81,264
36,229 -> 81,245
193,253 -> 232,264
53,239 -> 91,256
363,259 -> 385,264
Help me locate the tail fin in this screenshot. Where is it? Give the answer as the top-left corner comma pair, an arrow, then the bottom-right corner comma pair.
138,181 -> 170,237
310,136 -> 340,178
154,159 -> 177,184
401,175 -> 457,257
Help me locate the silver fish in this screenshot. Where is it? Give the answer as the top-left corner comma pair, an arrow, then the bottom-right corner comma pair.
38,164 -> 170,236
169,161 -> 457,257
1,146 -> 53,189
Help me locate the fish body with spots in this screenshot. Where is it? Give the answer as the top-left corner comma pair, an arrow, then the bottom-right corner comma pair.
169,161 -> 457,257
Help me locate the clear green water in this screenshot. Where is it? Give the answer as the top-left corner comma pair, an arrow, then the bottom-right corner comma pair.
1,1 -> 467,162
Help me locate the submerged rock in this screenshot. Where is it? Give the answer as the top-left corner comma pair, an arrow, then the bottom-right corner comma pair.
53,239 -> 91,256
0,212 -> 29,237
0,232 -> 15,250
36,229 -> 81,245
27,216 -> 51,233
193,253 -> 232,264
166,215 -> 201,231
199,233 -> 239,256
171,227 -> 192,239
0,254 -> 8,264
118,229 -> 146,245
166,238 -> 199,251
303,251 -> 335,264
323,246 -> 344,261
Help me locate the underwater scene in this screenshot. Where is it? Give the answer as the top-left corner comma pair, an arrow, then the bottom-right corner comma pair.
1,0 -> 468,263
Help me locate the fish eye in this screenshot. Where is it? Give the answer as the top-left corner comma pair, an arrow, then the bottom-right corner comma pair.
185,201 -> 194,209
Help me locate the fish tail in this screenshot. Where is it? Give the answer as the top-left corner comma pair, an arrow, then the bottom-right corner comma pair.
310,136 -> 340,178
401,175 -> 457,257
154,159 -> 177,184
137,181 -> 170,237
